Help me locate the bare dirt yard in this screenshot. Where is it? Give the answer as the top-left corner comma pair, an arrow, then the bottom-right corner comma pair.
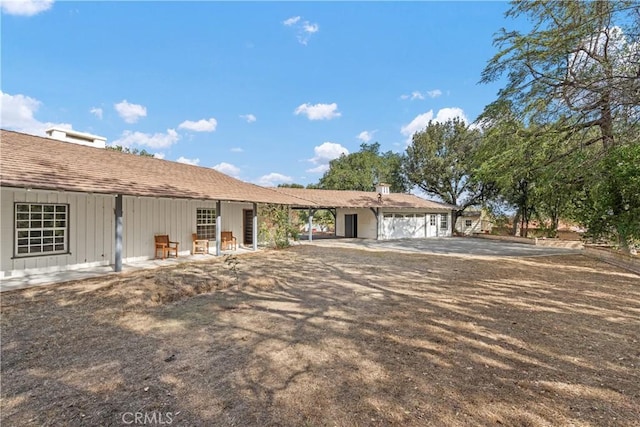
1,245 -> 639,426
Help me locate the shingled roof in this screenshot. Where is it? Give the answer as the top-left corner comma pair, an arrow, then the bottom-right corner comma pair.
273,187 -> 456,210
0,129 -> 312,205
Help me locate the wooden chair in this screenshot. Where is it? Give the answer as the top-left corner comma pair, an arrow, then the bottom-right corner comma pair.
221,231 -> 237,251
192,233 -> 209,255
155,235 -> 179,259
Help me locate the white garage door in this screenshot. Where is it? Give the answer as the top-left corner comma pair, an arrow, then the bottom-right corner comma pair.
381,213 -> 426,239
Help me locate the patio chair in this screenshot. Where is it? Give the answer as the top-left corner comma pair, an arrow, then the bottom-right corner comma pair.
155,234 -> 179,259
221,231 -> 237,251
192,233 -> 209,255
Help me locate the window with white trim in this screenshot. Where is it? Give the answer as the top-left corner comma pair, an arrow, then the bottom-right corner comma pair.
430,215 -> 437,226
15,203 -> 68,256
440,214 -> 448,229
196,208 -> 216,239
465,219 -> 473,228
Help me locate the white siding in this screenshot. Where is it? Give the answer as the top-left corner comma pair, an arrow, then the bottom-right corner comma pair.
1,188 -> 114,278
335,208 -> 378,239
1,189 -> 254,277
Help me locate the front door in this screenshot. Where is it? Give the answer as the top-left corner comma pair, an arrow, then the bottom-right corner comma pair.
345,214 -> 358,238
243,209 -> 253,246
427,214 -> 438,237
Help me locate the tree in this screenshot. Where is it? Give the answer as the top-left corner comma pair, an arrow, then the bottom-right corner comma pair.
403,117 -> 492,218
318,143 -> 408,192
480,0 -> 640,249
277,183 -> 305,188
106,145 -> 155,157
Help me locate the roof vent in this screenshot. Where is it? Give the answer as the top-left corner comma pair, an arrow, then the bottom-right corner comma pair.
45,127 -> 107,149
375,183 -> 390,195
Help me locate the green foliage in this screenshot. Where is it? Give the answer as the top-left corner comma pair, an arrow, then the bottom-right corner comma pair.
403,117 -> 491,211
106,145 -> 155,157
277,183 -> 305,188
576,144 -> 640,250
258,204 -> 298,249
479,0 -> 640,248
319,143 -> 408,192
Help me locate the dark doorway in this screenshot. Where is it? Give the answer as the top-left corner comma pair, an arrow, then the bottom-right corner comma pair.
243,209 -> 254,246
345,214 -> 358,238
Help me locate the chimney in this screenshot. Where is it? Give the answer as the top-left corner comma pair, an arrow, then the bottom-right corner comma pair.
375,183 -> 390,195
45,127 -> 107,149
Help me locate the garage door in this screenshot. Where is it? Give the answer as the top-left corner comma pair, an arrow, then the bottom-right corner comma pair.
381,213 -> 426,239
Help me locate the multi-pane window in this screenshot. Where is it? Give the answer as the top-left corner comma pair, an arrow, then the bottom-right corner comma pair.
465,219 -> 473,228
15,203 -> 68,256
196,208 -> 216,239
430,215 -> 437,226
440,214 -> 448,230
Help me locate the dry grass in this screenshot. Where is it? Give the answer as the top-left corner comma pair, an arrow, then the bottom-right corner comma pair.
1,245 -> 639,426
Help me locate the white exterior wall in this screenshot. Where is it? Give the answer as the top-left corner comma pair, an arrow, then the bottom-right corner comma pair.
335,208 -> 378,239
455,216 -> 483,235
1,188 -> 255,278
1,188 -> 115,278
333,206 -> 452,240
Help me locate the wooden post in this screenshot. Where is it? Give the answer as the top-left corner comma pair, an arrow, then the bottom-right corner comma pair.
252,203 -> 258,251
215,200 -> 221,256
114,194 -> 123,272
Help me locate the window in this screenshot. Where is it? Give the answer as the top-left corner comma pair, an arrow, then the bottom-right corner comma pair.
196,208 -> 216,239
465,219 -> 473,228
15,203 -> 68,256
440,214 -> 448,229
430,215 -> 436,226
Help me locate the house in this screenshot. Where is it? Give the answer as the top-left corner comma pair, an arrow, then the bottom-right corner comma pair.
0,129 -> 308,279
454,209 -> 493,235
274,184 -> 456,240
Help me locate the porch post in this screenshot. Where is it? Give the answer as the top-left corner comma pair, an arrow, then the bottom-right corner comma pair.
114,194 -> 123,272
215,200 -> 221,256
252,203 -> 258,251
308,208 -> 313,242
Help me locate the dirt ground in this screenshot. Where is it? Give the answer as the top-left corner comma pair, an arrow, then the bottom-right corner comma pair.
1,245 -> 639,426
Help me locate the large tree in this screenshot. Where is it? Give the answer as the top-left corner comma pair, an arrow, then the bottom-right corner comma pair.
403,117 -> 492,215
480,0 -> 640,249
318,143 -> 408,192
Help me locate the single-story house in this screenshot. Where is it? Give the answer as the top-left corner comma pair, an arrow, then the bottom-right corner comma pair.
454,209 -> 493,235
0,128 -> 309,279
274,185 -> 457,240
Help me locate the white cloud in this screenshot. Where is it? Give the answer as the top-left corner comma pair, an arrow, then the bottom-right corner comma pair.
0,91 -> 72,135
256,172 -> 293,187
239,114 -> 256,123
303,22 -> 319,33
294,102 -> 340,120
401,89 -> 442,100
89,107 -> 103,120
176,156 -> 200,166
212,162 -> 241,178
283,15 -> 319,45
230,147 -> 244,153
154,152 -> 166,160
178,117 -> 217,132
306,164 -> 329,174
114,100 -> 147,124
401,107 -> 469,142
1,0 -> 54,16
283,16 -> 300,26
310,142 -> 349,163
112,129 -> 179,149
357,130 -> 376,143
307,142 -> 348,174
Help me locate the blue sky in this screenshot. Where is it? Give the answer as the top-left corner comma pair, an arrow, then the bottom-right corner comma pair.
1,1 -> 515,187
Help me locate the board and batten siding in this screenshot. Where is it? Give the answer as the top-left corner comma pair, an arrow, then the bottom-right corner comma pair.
335,208 -> 378,239
1,188 -> 115,278
1,189 -> 256,278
